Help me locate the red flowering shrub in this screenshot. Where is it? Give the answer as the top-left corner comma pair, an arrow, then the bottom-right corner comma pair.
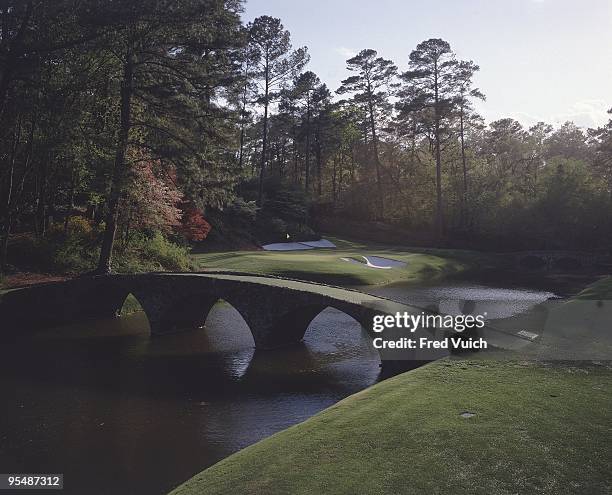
177,203 -> 211,241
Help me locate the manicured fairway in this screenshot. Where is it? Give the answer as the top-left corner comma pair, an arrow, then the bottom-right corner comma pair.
575,276 -> 612,300
169,358 -> 612,495
191,237 -> 489,286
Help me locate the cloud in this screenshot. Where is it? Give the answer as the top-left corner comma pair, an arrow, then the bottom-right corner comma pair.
486,100 -> 610,130
335,46 -> 357,59
549,99 -> 610,128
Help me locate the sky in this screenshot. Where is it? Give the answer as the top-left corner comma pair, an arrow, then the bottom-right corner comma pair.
242,0 -> 612,129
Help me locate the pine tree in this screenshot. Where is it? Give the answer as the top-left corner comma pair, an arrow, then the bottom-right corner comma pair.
247,16 -> 308,205
337,49 -> 397,218
397,39 -> 460,240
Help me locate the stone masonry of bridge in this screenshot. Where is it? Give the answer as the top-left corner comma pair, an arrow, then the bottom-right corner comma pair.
0,273 -> 448,367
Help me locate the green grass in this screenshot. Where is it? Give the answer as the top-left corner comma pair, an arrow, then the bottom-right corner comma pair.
191,236 -> 491,286
169,358 -> 612,495
574,276 -> 612,300
120,293 -> 144,316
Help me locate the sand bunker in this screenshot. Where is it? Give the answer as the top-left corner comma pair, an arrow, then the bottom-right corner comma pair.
262,239 -> 337,251
340,255 -> 407,269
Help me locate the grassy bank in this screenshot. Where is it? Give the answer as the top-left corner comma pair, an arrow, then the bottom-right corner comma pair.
574,276 -> 612,300
170,358 -> 612,495
192,236 -> 492,286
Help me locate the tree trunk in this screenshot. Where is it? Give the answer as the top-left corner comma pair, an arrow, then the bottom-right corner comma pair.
460,106 -> 468,229
0,2 -> 33,119
238,125 -> 246,169
332,156 -> 337,204
0,152 -> 14,274
292,123 -> 299,185
338,150 -> 344,199
35,162 -> 46,237
64,165 -> 76,234
304,98 -> 311,193
257,59 -> 269,206
316,128 -> 322,197
367,99 -> 384,219
433,59 -> 443,241
97,50 -> 134,274
238,70 -> 249,169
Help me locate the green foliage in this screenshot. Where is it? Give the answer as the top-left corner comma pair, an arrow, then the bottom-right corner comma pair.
1,4 -> 611,272
113,232 -> 194,273
200,198 -> 260,250
120,293 -> 144,316
6,220 -> 193,275
255,183 -> 315,243
8,220 -> 101,274
262,187 -> 309,224
0,0 -> 245,274
473,157 -> 610,249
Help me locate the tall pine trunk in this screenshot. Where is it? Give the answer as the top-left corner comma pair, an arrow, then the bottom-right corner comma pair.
97,50 -> 134,274
257,59 -> 269,206
316,127 -> 322,196
238,70 -> 249,170
304,98 -> 311,193
367,99 -> 384,219
433,60 -> 443,242
460,106 -> 468,229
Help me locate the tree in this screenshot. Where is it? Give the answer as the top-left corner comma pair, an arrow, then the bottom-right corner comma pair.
312,84 -> 332,196
87,0 -> 243,273
248,16 -> 308,205
120,151 -> 183,242
291,71 -> 330,193
453,60 -> 485,225
232,33 -> 258,172
337,49 -> 397,218
523,122 -> 553,193
293,71 -> 317,192
590,109 -> 612,242
0,1 -> 91,273
397,39 -> 459,240
545,121 -> 590,161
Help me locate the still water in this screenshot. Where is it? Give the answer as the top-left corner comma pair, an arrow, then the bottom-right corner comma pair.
0,280 -> 557,495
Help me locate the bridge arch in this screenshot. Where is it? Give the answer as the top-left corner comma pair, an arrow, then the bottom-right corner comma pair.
0,273 -> 444,372
302,306 -> 374,347
68,278 -> 129,321
201,298 -> 256,347
117,292 -> 152,333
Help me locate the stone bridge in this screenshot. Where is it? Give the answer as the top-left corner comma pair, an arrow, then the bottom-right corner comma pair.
506,250 -> 610,271
0,272 -> 447,368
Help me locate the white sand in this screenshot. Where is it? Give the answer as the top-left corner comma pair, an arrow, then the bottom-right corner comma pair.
340,255 -> 407,269
262,242 -> 314,251
262,239 -> 337,251
299,239 -> 337,249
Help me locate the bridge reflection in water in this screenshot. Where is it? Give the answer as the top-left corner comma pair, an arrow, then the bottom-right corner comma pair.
0,298 -> 384,495
0,272 -> 454,372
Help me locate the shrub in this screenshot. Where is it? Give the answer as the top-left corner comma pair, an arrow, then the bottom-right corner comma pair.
113,232 -> 194,273
176,203 -> 212,241
8,222 -> 194,275
262,187 -> 308,224
7,219 -> 100,274
256,217 -> 288,244
64,216 -> 94,237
